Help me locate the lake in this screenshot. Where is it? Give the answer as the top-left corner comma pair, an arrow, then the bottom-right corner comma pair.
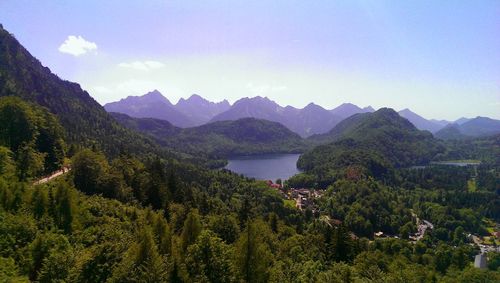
225,153 -> 301,181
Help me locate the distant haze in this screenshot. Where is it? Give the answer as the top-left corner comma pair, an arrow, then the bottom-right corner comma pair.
1,1 -> 498,120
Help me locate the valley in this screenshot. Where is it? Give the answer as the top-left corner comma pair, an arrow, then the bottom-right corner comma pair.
0,4 -> 500,282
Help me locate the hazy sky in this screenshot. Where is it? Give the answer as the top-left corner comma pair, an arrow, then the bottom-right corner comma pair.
1,1 -> 499,120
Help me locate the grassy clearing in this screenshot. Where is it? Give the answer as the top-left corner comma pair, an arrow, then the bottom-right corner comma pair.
284,199 -> 296,209
467,179 -> 477,192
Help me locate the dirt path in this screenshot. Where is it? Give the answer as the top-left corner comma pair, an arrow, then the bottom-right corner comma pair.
33,167 -> 71,185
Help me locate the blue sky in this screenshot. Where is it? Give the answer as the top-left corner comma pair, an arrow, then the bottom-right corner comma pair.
1,0 -> 499,120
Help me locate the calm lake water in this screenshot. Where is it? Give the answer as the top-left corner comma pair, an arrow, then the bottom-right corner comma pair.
225,153 -> 301,181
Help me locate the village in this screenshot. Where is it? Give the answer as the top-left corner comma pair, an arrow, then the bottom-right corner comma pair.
266,179 -> 499,269
265,180 -> 324,212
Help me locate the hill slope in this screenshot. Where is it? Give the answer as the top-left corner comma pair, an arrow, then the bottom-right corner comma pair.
307,112 -> 372,144
0,25 -> 164,158
112,113 -> 308,158
298,108 -> 445,182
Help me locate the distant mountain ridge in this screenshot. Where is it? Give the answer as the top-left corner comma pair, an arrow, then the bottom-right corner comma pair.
330,103 -> 374,119
435,117 -> 500,140
176,94 -> 230,126
398,108 -> 447,133
104,90 -> 197,127
212,97 -> 342,137
104,91 -> 231,127
210,97 -> 347,137
104,91 -> 497,139
105,93 -> 376,137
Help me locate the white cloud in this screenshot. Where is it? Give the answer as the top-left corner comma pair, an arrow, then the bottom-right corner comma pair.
118,60 -> 165,71
58,35 -> 97,56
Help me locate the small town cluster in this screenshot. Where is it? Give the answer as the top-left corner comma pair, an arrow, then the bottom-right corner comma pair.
265,180 -> 324,211
265,179 -> 500,269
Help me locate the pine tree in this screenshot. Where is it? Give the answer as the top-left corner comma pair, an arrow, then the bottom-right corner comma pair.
153,214 -> 172,256
235,221 -> 272,283
185,230 -> 235,283
147,158 -> 169,210
181,209 -> 202,251
55,182 -> 74,233
330,225 -> 353,262
134,227 -> 170,282
32,186 -> 47,219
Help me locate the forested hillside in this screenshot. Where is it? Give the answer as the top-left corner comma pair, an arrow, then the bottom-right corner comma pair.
0,25 -> 164,158
112,113 -> 308,159
298,108 -> 445,185
0,97 -> 65,179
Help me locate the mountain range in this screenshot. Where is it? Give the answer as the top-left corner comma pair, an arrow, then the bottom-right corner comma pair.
104,90 -> 230,127
105,93 -> 378,137
210,97 -> 349,137
106,91 -> 500,139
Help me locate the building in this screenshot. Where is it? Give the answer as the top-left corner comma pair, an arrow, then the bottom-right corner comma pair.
474,253 -> 487,269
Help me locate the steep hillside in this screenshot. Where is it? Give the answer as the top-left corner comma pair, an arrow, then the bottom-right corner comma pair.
307,112 -> 371,144
0,25 -> 162,158
298,108 -> 445,182
112,113 -> 308,158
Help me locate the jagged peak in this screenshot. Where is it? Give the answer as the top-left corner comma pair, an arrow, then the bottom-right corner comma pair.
303,102 -> 325,110
339,102 -> 357,107
187,93 -> 205,101
145,89 -> 162,96
375,107 -> 400,116
233,96 -> 277,106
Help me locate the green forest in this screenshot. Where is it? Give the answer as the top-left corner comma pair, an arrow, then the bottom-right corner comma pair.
111,113 -> 308,167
